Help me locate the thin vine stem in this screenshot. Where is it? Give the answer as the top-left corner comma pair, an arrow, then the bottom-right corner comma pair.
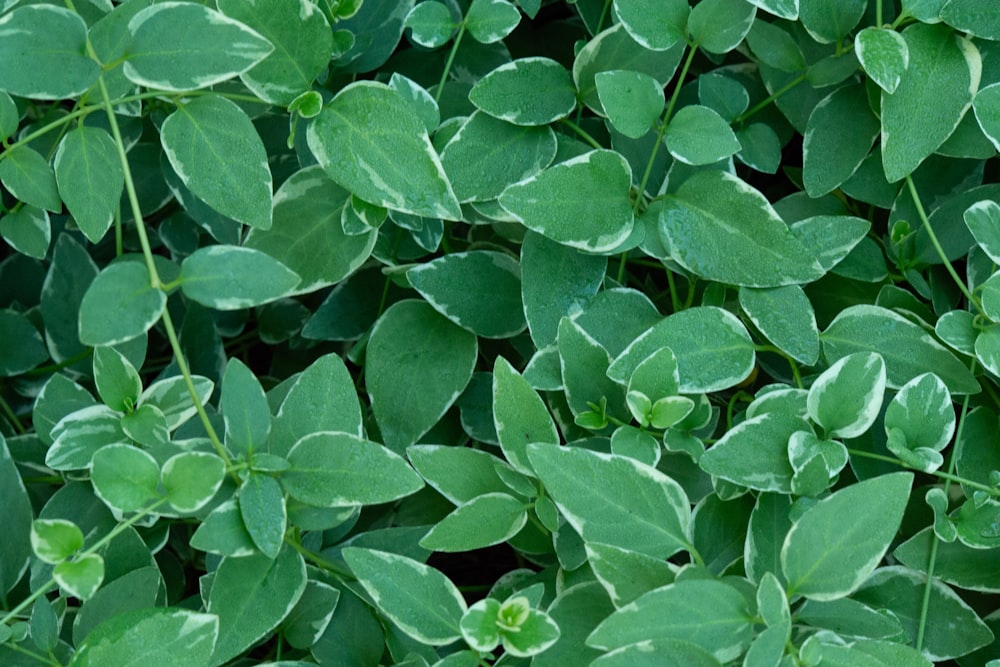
733,73 -> 807,125
0,392 -> 26,434
434,22 -> 466,105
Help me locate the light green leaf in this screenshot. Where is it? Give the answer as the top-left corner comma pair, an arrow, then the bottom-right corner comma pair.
306,81 -> 461,219
975,324 -> 1000,376
54,554 -> 104,601
93,347 -> 141,413
881,23 -> 981,183
180,246 -> 300,310
0,205 -> 50,259
885,372 -> 955,456
282,431 -> 425,506
974,83 -> 1000,151
470,57 -> 577,126
124,1 -> 274,91
53,127 -> 124,243
609,306 -> 756,393
0,145 -> 61,213
527,443 -> 692,558
70,608 -> 218,667
161,452 -> 226,514
244,167 -> 377,295
90,444 -> 160,513
896,525 -> 1000,593
790,214 -> 872,272
687,0 -> 756,54
558,317 -> 628,421
803,84 -> 880,197
699,412 -> 803,493
625,347 -> 680,400
501,605 -> 561,657
798,0 -> 865,43
138,375 -> 214,432
936,309 -> 977,356
746,0 -> 798,19
940,0 -> 1000,40
31,519 -> 83,564
783,472 -> 913,600
161,95 -> 273,229
807,352 -> 886,439
964,200 -> 1000,263
405,1 -> 456,48
239,472 -> 286,558
46,406 -> 129,471
660,171 -> 824,287
596,70 -> 664,139
587,579 -> 753,662
465,0 -> 520,44
460,598 -> 502,652
985,272 -> 1000,322
612,0 -> 688,50
0,5 -> 99,99
821,304 -> 979,394
408,445 -> 512,504
217,0 -> 333,105
367,300 -> 477,452
739,285 -> 820,365
222,358 -> 270,457
207,547 -> 307,665
0,309 -> 47,377
117,404 -> 168,448
665,104 -> 740,165
408,251 -> 525,338
855,27 -> 909,94
585,543 -> 676,607
493,357 -> 559,474
420,492 -> 527,552
79,262 -> 165,347
499,149 -> 634,253
343,547 -> 467,645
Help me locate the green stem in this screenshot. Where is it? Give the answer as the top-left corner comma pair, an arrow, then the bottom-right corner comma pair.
434,23 -> 466,105
0,392 -> 26,434
734,73 -> 807,125
665,268 -> 682,313
558,118 -> 603,150
876,0 -> 884,27
285,538 -> 353,579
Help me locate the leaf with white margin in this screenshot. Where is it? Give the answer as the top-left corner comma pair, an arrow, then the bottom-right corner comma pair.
90,444 -> 161,514
798,0 -> 864,43
343,547 -> 467,645
470,57 -> 577,126
124,1 -> 273,92
404,1 -> 456,48
806,352 -> 886,439
964,200 -> 1000,264
180,245 -> 301,311
54,554 -> 104,601
419,492 -> 527,552
71,608 -> 219,667
500,150 -> 634,253
527,443 -> 693,558
138,375 -> 214,431
0,205 -> 50,260
664,104 -> 741,166
699,412 -> 802,493
974,83 -> 1000,152
739,285 -> 819,365
789,215 -> 871,272
493,357 -> 559,474
465,0 -> 520,44
803,84 -> 880,198
745,0 -> 797,19
783,472 -> 912,601
612,0 -> 688,51
660,170 -> 824,287
596,70 -> 664,139
54,126 -> 124,244
307,81 -> 461,220
855,27 -> 909,94
161,451 -> 226,514
31,519 -> 84,564
78,261 -> 165,347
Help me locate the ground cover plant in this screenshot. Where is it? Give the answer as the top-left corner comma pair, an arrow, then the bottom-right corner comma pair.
3,0 -> 1000,664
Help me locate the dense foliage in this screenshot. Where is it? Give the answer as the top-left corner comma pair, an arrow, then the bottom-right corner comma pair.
2,0 -> 1000,664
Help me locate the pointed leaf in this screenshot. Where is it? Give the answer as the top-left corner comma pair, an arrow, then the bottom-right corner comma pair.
54,554 -> 104,601
493,357 -> 558,474
90,444 -> 160,513
806,352 -> 886,439
699,412 -> 803,493
0,205 -> 50,259
71,608 -> 218,667
54,127 -> 124,243
803,84 -> 881,197
162,452 -> 226,514
856,27 -> 909,94
612,0 -> 688,50
420,492 -> 527,552
0,145 -> 61,212
0,435 -> 32,595
93,347 -> 142,413
596,70 -> 664,139
180,246 -> 300,310
222,358 -> 270,457
739,285 -> 819,365
79,262 -> 165,347
665,104 -> 741,165
470,57 -> 577,126
885,372 -> 955,453
239,472 -> 286,558
0,309 -> 47,377
799,0 -> 865,43
964,199 -> 1000,263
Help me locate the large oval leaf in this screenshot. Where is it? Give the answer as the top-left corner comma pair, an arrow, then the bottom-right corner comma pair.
54,127 -> 124,244
469,57 -> 577,126
72,608 -> 218,666
78,262 -> 165,347
179,246 -> 300,310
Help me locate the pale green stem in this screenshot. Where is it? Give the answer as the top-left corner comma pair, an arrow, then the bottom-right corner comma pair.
434,23 -> 466,105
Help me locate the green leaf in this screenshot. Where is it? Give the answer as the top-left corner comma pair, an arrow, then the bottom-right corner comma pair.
803,84 -> 881,197
974,83 -> 1000,152
46,406 -> 129,471
244,166 -> 378,294
366,300 -> 477,451
282,431 -> 425,506
93,347 -> 142,413
595,70 -> 664,140
660,171 -> 824,287
739,285 -> 820,365
53,126 -> 124,243
591,640 -> 723,667
587,579 -> 753,662
161,452 -> 226,514
821,304 -> 979,394
499,149 -> 634,253
0,91 -> 16,142
501,605 -> 561,657
559,317 -> 627,421
54,554 -> 105,601
160,95 -> 273,229
180,246 -> 301,310
745,18 -> 804,72
420,492 -> 527,552
881,23 -> 981,183
306,81 -> 461,219
493,357 -> 559,474
798,0 -> 865,43
0,309 -> 47,377
0,205 -> 50,260
78,262 -> 166,347
896,526 -> 1000,593
783,472 -> 913,600
855,27 -> 909,94
460,597 -> 502,652
31,519 -> 83,564
807,352 -> 886,439
465,0 -> 520,44
222,358 -> 270,457
90,444 -> 160,513
940,0 -> 1000,40
885,372 -> 955,455
0,436 -> 32,595
207,547 -> 307,665
665,104 -> 741,165
0,145 -> 61,212
70,608 -> 218,667
527,443 -> 692,558
699,412 -> 803,493
405,1 -> 456,48
687,0 -> 756,54
585,543 -> 676,607
119,400 -> 168,447
470,57 -> 577,126
790,214 -> 872,272
408,445 -> 512,505
975,325 -> 1000,376
282,579 -> 340,649
408,251 -> 525,338
794,597 -> 905,640
217,0 -> 333,105
124,1 -> 274,92
964,200 -> 1000,263
612,0 -> 688,51
190,499 -> 257,557
0,5 -> 99,99
609,306 -> 756,394
138,375 -> 214,431
343,547 -> 467,645
239,472 -> 286,558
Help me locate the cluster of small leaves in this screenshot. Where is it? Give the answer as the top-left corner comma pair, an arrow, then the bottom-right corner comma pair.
4,0 -> 1000,664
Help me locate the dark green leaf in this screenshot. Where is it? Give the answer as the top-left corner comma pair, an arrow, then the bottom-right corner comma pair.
54,127 -> 124,243
71,608 -> 217,666
0,145 -> 61,212
221,358 -> 270,457
0,309 -> 47,377
420,492 -> 527,551
803,84 -> 880,197
799,0 -> 865,43
0,435 -> 32,595
687,0 -> 756,54
0,6 -> 99,99
79,262 -> 165,347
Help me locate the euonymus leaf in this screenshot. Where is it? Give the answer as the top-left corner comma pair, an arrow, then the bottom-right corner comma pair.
180,246 -> 300,310
124,1 -> 274,92
596,70 -> 664,139
470,58 -> 577,126
587,579 -> 753,662
499,149 -> 634,253
585,542 -> 676,607
612,0 -> 688,51
881,23 -> 981,183
90,444 -> 160,514
93,346 -> 141,415
0,5 -> 99,99
885,372 -> 956,457
974,83 -> 1000,151
420,492 -> 527,552
217,0 -> 333,105
408,251 -> 525,338
46,406 -> 129,471
160,95 -> 273,230
745,18 -> 804,72
660,171 -> 824,287
855,27 -> 909,94
138,375 -> 214,432
408,445 -> 512,504
79,262 -> 165,347
527,443 -> 692,558
558,317 -> 628,421
343,547 -> 467,645
940,0 -> 1000,40
307,81 -> 461,219
493,357 -> 559,474
798,0 -> 865,43
803,84 -> 880,198
821,304 -> 979,394
0,146 -> 61,213
71,608 -> 218,667
687,0 -> 756,54
790,215 -> 872,272
190,499 -> 256,558
739,285 -> 820,365
783,472 -> 913,600
53,127 -> 124,243
282,431 -> 425,506
806,352 -> 886,439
